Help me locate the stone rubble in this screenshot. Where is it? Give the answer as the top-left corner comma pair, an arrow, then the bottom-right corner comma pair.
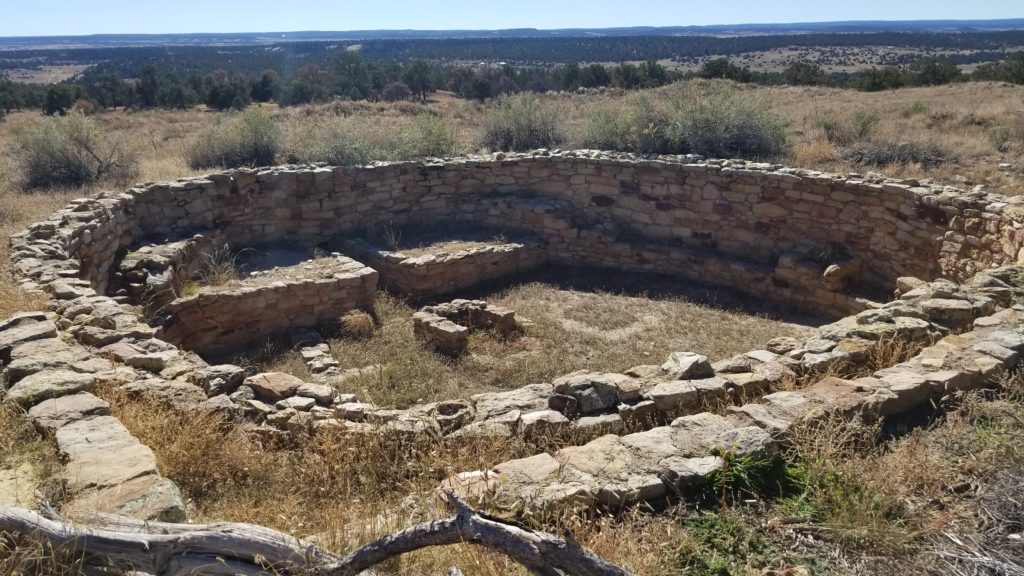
413,299 -> 517,356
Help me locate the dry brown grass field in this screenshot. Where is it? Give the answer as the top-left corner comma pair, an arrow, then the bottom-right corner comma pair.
2,82 -> 1024,574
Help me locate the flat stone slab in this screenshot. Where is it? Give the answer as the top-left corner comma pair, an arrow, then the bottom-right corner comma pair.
120,378 -> 207,410
244,372 -> 304,402
28,392 -> 111,433
5,370 -> 96,407
0,320 -> 57,359
471,383 -> 553,421
661,352 -> 714,380
646,380 -> 699,412
3,354 -> 113,385
55,416 -> 159,493
296,382 -> 337,405
65,473 -> 186,523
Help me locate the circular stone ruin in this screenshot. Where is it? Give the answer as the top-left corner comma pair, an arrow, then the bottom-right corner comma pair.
6,150 -> 1024,522
18,150 -> 1024,358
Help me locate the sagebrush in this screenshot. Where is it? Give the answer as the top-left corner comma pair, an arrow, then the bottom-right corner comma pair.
13,110 -> 138,190
480,93 -> 564,152
580,80 -> 788,158
186,107 -> 281,169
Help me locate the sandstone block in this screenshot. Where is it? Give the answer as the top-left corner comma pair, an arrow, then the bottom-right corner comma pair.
6,370 -> 95,407
28,393 -> 110,433
661,352 -> 714,380
244,372 -> 304,402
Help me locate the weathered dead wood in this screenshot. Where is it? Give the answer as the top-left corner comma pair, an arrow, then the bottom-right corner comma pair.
0,494 -> 631,576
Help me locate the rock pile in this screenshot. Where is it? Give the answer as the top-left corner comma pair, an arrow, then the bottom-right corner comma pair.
413,299 -> 517,355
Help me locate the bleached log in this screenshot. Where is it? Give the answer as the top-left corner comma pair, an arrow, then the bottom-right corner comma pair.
0,494 -> 631,576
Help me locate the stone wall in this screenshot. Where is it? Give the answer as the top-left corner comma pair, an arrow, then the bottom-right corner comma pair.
9,152 -> 1024,526
445,300 -> 1024,515
14,151 -> 1023,321
8,150 -> 1024,319
342,237 -> 547,297
156,260 -> 378,357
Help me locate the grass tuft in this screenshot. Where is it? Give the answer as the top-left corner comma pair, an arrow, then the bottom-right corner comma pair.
340,309 -> 376,340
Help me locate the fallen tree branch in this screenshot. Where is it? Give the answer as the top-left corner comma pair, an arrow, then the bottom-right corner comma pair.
0,493 -> 631,576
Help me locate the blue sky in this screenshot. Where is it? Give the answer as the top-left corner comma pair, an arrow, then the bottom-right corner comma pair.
2,0 -> 1021,37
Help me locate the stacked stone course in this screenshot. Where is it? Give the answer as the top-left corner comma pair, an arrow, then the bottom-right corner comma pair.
13,151 -> 1024,320
156,256 -> 377,357
342,236 -> 546,297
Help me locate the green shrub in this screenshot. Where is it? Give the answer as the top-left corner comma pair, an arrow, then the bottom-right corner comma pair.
580,80 -> 787,158
665,81 -> 788,158
991,126 -> 1015,152
580,93 -> 668,154
186,107 -> 281,169
286,115 -> 376,166
13,110 -> 139,190
901,100 -> 928,118
401,113 -> 459,158
286,113 -> 459,166
989,124 -> 1024,153
480,93 -> 564,152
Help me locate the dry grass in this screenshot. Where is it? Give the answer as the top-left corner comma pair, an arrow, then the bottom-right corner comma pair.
320,272 -> 817,409
74,366 -> 1024,575
0,404 -> 51,472
339,310 -> 376,340
0,403 -> 64,510
192,244 -> 243,288
95,383 -> 648,574
768,82 -> 1024,190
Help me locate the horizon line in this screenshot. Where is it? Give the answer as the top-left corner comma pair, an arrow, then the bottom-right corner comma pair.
2,17 -> 1023,40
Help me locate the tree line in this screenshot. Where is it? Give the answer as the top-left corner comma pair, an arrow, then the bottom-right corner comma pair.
19,54 -> 685,115
5,50 -> 1024,118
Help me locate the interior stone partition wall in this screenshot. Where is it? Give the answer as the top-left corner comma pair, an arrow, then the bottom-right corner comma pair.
157,259 -> 377,357
341,237 -> 547,297
14,151 -> 1024,320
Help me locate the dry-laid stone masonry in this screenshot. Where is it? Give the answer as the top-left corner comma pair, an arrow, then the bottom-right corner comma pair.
443,302 -> 1024,515
12,151 -> 1024,320
155,254 -> 377,357
0,315 -> 185,521
342,235 -> 545,297
6,151 -> 1024,524
111,233 -> 221,310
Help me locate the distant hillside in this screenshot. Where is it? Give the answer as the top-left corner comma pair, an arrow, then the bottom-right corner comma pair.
2,19 -> 1024,47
